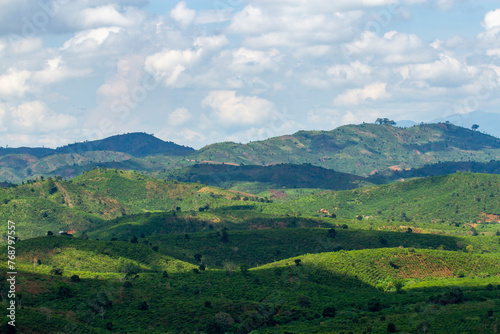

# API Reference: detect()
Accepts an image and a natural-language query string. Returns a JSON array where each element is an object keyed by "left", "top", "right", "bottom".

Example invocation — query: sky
[{"left": 1, "top": 0, "right": 500, "bottom": 149}]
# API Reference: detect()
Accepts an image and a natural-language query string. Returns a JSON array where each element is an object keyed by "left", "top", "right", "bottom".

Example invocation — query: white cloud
[
  {"left": 0, "top": 68, "right": 31, "bottom": 97},
  {"left": 32, "top": 57, "right": 91, "bottom": 84},
  {"left": 12, "top": 101, "right": 76, "bottom": 131},
  {"left": 343, "top": 31, "right": 436, "bottom": 64},
  {"left": 0, "top": 103, "right": 6, "bottom": 132},
  {"left": 79, "top": 5, "right": 143, "bottom": 28},
  {"left": 10, "top": 37, "right": 43, "bottom": 54},
  {"left": 220, "top": 47, "right": 280, "bottom": 73},
  {"left": 405, "top": 54, "right": 478, "bottom": 87},
  {"left": 170, "top": 1, "right": 196, "bottom": 26},
  {"left": 202, "top": 90, "right": 275, "bottom": 126},
  {"left": 193, "top": 35, "right": 228, "bottom": 51},
  {"left": 144, "top": 48, "right": 202, "bottom": 87},
  {"left": 168, "top": 107, "right": 191, "bottom": 126},
  {"left": 482, "top": 9, "right": 500, "bottom": 31},
  {"left": 243, "top": 0, "right": 400, "bottom": 13},
  {"left": 334, "top": 82, "right": 390, "bottom": 105},
  {"left": 327, "top": 61, "right": 374, "bottom": 85},
  {"left": 61, "top": 26, "right": 122, "bottom": 52}
]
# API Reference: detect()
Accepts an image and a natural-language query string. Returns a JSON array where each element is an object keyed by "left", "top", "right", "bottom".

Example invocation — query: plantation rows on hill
[
  {"left": 1, "top": 235, "right": 500, "bottom": 333},
  {"left": 263, "top": 173, "right": 500, "bottom": 224}
]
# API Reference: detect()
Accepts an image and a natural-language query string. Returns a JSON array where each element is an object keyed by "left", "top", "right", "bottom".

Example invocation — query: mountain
[
  {"left": 56, "top": 132, "right": 194, "bottom": 157},
  {"left": 0, "top": 132, "right": 194, "bottom": 158},
  {"left": 431, "top": 110, "right": 500, "bottom": 139},
  {"left": 190, "top": 123, "right": 500, "bottom": 176},
  {"left": 0, "top": 133, "right": 194, "bottom": 183},
  {"left": 2, "top": 123, "right": 500, "bottom": 184}
]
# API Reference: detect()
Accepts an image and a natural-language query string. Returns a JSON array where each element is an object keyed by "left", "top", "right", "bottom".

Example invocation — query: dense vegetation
[{"left": 0, "top": 123, "right": 499, "bottom": 333}]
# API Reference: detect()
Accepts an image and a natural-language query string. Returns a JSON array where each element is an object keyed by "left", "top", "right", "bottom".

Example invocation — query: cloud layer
[{"left": 0, "top": 0, "right": 499, "bottom": 148}]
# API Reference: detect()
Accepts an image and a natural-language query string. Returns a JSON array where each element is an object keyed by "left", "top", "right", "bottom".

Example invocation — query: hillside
[
  {"left": 0, "top": 133, "right": 194, "bottom": 183},
  {"left": 2, "top": 123, "right": 500, "bottom": 184},
  {"left": 369, "top": 159, "right": 500, "bottom": 183},
  {"left": 162, "top": 163, "right": 371, "bottom": 193},
  {"left": 2, "top": 234, "right": 500, "bottom": 333},
  {"left": 263, "top": 172, "right": 500, "bottom": 223},
  {"left": 190, "top": 123, "right": 500, "bottom": 176},
  {"left": 0, "top": 168, "right": 271, "bottom": 241}
]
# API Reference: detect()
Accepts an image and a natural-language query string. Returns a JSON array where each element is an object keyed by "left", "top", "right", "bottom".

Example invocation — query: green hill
[
  {"left": 0, "top": 169, "right": 269, "bottom": 242},
  {"left": 264, "top": 172, "right": 500, "bottom": 223},
  {"left": 2, "top": 123, "right": 500, "bottom": 184},
  {"left": 2, "top": 237, "right": 499, "bottom": 333},
  {"left": 161, "top": 163, "right": 371, "bottom": 193},
  {"left": 191, "top": 123, "right": 500, "bottom": 176}
]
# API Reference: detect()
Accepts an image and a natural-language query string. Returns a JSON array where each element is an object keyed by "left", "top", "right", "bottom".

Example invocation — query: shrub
[
  {"left": 70, "top": 275, "right": 80, "bottom": 283},
  {"left": 327, "top": 228, "right": 337, "bottom": 238},
  {"left": 387, "top": 322, "right": 396, "bottom": 333},
  {"left": 50, "top": 268, "right": 64, "bottom": 276},
  {"left": 138, "top": 301, "right": 148, "bottom": 310},
  {"left": 322, "top": 306, "right": 336, "bottom": 318}
]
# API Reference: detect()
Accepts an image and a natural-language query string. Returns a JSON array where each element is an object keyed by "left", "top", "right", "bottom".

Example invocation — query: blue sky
[{"left": 0, "top": 0, "right": 499, "bottom": 149}]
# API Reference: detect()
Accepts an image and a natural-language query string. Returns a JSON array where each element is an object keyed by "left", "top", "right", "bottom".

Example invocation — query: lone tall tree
[{"left": 471, "top": 124, "right": 479, "bottom": 131}]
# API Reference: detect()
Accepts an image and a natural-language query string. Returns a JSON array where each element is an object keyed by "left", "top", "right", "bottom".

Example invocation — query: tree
[
  {"left": 47, "top": 231, "right": 53, "bottom": 236},
  {"left": 220, "top": 229, "right": 229, "bottom": 243},
  {"left": 471, "top": 124, "right": 479, "bottom": 131},
  {"left": 130, "top": 236, "right": 138, "bottom": 244},
  {"left": 194, "top": 253, "right": 202, "bottom": 262},
  {"left": 387, "top": 323, "right": 397, "bottom": 333},
  {"left": 327, "top": 228, "right": 337, "bottom": 238}
]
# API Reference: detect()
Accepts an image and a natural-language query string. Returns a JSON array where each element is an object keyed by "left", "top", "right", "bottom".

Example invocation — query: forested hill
[
  {"left": 191, "top": 123, "right": 500, "bottom": 176},
  {"left": 0, "top": 132, "right": 194, "bottom": 158}
]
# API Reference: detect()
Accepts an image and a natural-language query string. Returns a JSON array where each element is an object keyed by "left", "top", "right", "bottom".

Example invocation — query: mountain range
[{"left": 1, "top": 121, "right": 499, "bottom": 185}]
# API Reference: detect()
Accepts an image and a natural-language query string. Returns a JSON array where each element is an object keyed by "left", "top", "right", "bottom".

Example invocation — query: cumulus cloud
[
  {"left": 168, "top": 107, "right": 191, "bottom": 126},
  {"left": 11, "top": 101, "right": 76, "bottom": 131},
  {"left": 404, "top": 54, "right": 478, "bottom": 87},
  {"left": 334, "top": 82, "right": 390, "bottom": 105},
  {"left": 32, "top": 57, "right": 91, "bottom": 84},
  {"left": 144, "top": 48, "right": 202, "bottom": 87},
  {"left": 0, "top": 69, "right": 31, "bottom": 97},
  {"left": 78, "top": 5, "right": 144, "bottom": 28},
  {"left": 61, "top": 26, "right": 122, "bottom": 52},
  {"left": 343, "top": 31, "right": 436, "bottom": 64},
  {"left": 482, "top": 9, "right": 500, "bottom": 31},
  {"left": 170, "top": 1, "right": 196, "bottom": 26},
  {"left": 202, "top": 90, "right": 275, "bottom": 127}
]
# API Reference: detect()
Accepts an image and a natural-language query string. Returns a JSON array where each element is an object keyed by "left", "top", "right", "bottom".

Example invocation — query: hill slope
[
  {"left": 191, "top": 123, "right": 500, "bottom": 176},
  {"left": 162, "top": 163, "right": 371, "bottom": 192},
  {"left": 264, "top": 172, "right": 500, "bottom": 223}
]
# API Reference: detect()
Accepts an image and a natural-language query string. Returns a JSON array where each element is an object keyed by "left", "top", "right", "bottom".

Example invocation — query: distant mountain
[
  {"left": 0, "top": 133, "right": 194, "bottom": 183},
  {"left": 431, "top": 110, "right": 500, "bottom": 139},
  {"left": 0, "top": 132, "right": 194, "bottom": 158},
  {"left": 190, "top": 123, "right": 500, "bottom": 176},
  {"left": 2, "top": 123, "right": 500, "bottom": 183},
  {"left": 56, "top": 132, "right": 194, "bottom": 157}
]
